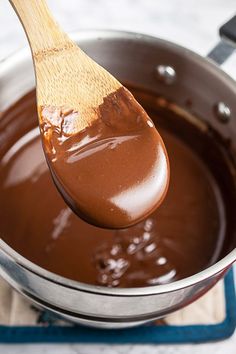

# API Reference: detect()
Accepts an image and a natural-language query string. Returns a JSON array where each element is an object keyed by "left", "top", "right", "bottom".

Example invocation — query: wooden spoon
[{"left": 10, "top": 0, "right": 169, "bottom": 229}]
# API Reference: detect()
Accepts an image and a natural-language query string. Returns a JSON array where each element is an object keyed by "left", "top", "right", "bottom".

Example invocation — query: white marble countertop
[{"left": 0, "top": 0, "right": 236, "bottom": 353}]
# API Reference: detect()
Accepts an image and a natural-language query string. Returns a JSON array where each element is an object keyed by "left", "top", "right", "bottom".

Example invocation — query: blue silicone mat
[{"left": 0, "top": 269, "right": 235, "bottom": 344}]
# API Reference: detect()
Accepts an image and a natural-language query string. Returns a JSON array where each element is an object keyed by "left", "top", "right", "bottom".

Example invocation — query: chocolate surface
[
  {"left": 40, "top": 87, "right": 169, "bottom": 229},
  {"left": 0, "top": 89, "right": 227, "bottom": 287}
]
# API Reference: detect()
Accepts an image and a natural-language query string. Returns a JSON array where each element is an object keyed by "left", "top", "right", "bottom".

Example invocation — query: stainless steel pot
[{"left": 0, "top": 16, "right": 236, "bottom": 329}]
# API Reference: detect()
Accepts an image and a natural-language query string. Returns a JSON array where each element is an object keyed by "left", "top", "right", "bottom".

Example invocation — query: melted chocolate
[
  {"left": 40, "top": 87, "right": 169, "bottom": 229},
  {"left": 0, "top": 90, "right": 226, "bottom": 287}
]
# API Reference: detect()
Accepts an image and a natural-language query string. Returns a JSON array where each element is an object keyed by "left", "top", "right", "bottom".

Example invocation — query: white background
[{"left": 0, "top": 0, "right": 236, "bottom": 353}]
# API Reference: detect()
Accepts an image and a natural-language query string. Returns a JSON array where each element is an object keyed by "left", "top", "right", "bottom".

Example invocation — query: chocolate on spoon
[{"left": 10, "top": 0, "right": 169, "bottom": 228}]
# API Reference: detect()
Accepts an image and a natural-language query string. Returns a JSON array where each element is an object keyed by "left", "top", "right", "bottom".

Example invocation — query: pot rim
[{"left": 0, "top": 29, "right": 235, "bottom": 297}]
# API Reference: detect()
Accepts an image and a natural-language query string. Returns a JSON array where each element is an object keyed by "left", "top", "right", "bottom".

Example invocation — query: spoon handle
[
  {"left": 9, "top": 0, "right": 72, "bottom": 54},
  {"left": 9, "top": 0, "right": 121, "bottom": 132}
]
